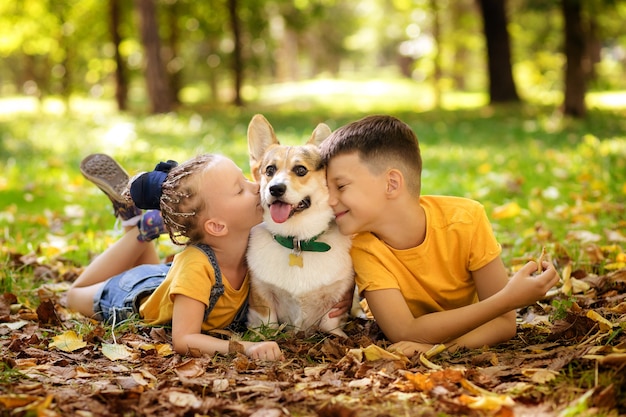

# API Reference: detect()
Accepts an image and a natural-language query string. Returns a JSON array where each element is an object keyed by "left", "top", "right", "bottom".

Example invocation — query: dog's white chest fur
[{"left": 248, "top": 223, "right": 352, "bottom": 294}]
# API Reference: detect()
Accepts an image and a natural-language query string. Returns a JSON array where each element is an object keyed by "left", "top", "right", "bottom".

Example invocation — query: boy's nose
[{"left": 327, "top": 190, "right": 338, "bottom": 207}]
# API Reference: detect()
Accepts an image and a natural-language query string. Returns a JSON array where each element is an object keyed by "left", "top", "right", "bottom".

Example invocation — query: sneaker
[
  {"left": 137, "top": 210, "right": 167, "bottom": 242},
  {"left": 80, "top": 154, "right": 142, "bottom": 222}
]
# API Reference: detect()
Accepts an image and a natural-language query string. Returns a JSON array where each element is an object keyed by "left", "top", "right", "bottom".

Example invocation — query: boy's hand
[
  {"left": 505, "top": 261, "right": 560, "bottom": 309},
  {"left": 388, "top": 341, "right": 434, "bottom": 358},
  {"left": 244, "top": 341, "right": 284, "bottom": 361},
  {"left": 328, "top": 284, "right": 355, "bottom": 318}
]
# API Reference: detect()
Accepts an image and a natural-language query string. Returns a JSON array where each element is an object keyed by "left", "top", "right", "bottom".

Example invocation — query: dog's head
[{"left": 248, "top": 114, "right": 333, "bottom": 239}]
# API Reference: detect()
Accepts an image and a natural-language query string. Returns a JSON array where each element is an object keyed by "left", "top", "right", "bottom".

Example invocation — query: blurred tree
[
  {"left": 476, "top": 0, "right": 520, "bottom": 103},
  {"left": 228, "top": 0, "right": 244, "bottom": 106},
  {"left": 163, "top": 0, "right": 183, "bottom": 106},
  {"left": 136, "top": 0, "right": 173, "bottom": 113},
  {"left": 430, "top": 0, "right": 442, "bottom": 108},
  {"left": 110, "top": 0, "right": 128, "bottom": 110},
  {"left": 562, "top": 0, "right": 586, "bottom": 117}
]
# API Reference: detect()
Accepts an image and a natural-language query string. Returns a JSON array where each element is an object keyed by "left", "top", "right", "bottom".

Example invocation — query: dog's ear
[
  {"left": 248, "top": 114, "right": 279, "bottom": 181},
  {"left": 307, "top": 123, "right": 332, "bottom": 147}
]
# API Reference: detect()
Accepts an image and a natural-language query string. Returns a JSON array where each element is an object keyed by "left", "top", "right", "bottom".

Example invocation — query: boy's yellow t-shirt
[
  {"left": 139, "top": 245, "right": 249, "bottom": 331},
  {"left": 352, "top": 195, "right": 501, "bottom": 318}
]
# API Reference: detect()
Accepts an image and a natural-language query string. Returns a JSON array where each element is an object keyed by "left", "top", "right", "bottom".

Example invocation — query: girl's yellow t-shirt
[
  {"left": 139, "top": 245, "right": 249, "bottom": 331},
  {"left": 352, "top": 195, "right": 501, "bottom": 318}
]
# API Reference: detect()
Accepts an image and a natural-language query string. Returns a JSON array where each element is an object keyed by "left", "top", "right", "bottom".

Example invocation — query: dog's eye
[
  {"left": 293, "top": 165, "right": 308, "bottom": 177},
  {"left": 265, "top": 165, "right": 276, "bottom": 177}
]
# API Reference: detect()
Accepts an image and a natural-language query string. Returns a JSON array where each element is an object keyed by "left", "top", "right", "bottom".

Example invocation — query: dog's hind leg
[
  {"left": 247, "top": 287, "right": 279, "bottom": 329},
  {"left": 318, "top": 315, "right": 348, "bottom": 338}
]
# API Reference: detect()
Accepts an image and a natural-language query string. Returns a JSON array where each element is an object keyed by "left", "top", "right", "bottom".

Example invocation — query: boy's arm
[
  {"left": 366, "top": 259, "right": 558, "bottom": 348},
  {"left": 171, "top": 294, "right": 283, "bottom": 360}
]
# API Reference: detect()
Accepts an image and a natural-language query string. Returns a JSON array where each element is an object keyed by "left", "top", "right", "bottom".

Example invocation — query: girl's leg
[{"left": 66, "top": 228, "right": 159, "bottom": 316}]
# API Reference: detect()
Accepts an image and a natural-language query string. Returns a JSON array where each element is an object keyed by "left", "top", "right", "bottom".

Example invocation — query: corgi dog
[{"left": 246, "top": 114, "right": 354, "bottom": 338}]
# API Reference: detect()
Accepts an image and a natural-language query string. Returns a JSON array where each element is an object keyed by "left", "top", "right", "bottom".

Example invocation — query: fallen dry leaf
[{"left": 49, "top": 330, "right": 86, "bottom": 352}]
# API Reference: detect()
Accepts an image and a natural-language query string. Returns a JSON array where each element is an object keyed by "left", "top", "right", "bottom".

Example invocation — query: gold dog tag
[{"left": 289, "top": 253, "right": 304, "bottom": 268}]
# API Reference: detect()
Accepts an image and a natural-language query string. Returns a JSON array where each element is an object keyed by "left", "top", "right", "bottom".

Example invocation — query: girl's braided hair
[{"left": 128, "top": 154, "right": 217, "bottom": 245}]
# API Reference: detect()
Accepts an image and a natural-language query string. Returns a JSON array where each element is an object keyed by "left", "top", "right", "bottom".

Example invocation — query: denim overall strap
[{"left": 192, "top": 243, "right": 224, "bottom": 320}]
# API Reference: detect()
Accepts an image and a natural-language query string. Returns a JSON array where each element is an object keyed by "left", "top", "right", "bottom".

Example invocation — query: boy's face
[{"left": 326, "top": 152, "right": 387, "bottom": 236}]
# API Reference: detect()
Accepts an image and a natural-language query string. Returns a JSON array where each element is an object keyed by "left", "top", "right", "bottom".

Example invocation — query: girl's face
[{"left": 201, "top": 156, "right": 263, "bottom": 234}]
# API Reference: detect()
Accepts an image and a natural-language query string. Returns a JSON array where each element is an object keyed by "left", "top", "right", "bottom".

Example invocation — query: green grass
[{"left": 1, "top": 79, "right": 625, "bottom": 298}]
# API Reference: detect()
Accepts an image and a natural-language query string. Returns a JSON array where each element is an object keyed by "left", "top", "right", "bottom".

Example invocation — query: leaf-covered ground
[{"left": 1, "top": 248, "right": 625, "bottom": 417}]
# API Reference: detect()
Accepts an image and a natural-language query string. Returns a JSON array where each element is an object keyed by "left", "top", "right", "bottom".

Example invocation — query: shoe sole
[{"left": 80, "top": 154, "right": 129, "bottom": 204}]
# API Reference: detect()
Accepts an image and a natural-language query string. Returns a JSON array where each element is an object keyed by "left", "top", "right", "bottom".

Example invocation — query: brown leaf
[
  {"left": 36, "top": 299, "right": 60, "bottom": 325},
  {"left": 317, "top": 403, "right": 357, "bottom": 417},
  {"left": 173, "top": 358, "right": 205, "bottom": 378}
]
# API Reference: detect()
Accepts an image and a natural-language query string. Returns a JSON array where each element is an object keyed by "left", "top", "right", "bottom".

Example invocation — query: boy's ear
[
  {"left": 386, "top": 169, "right": 403, "bottom": 197},
  {"left": 204, "top": 218, "right": 227, "bottom": 237}
]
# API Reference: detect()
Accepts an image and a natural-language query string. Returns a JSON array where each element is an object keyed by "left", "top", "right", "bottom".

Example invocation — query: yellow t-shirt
[
  {"left": 139, "top": 245, "right": 249, "bottom": 331},
  {"left": 352, "top": 195, "right": 501, "bottom": 318}
]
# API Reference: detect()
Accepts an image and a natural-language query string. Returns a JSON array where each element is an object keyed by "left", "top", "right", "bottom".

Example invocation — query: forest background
[{"left": 1, "top": 0, "right": 626, "bottom": 416}]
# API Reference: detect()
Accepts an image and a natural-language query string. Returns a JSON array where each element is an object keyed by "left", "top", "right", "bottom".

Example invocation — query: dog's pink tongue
[{"left": 270, "top": 202, "right": 292, "bottom": 223}]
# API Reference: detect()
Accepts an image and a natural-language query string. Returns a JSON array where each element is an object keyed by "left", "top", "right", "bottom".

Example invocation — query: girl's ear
[
  {"left": 204, "top": 218, "right": 227, "bottom": 237},
  {"left": 386, "top": 169, "right": 403, "bottom": 197}
]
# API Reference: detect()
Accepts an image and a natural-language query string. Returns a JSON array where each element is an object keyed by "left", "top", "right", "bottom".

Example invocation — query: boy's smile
[{"left": 326, "top": 152, "right": 386, "bottom": 236}]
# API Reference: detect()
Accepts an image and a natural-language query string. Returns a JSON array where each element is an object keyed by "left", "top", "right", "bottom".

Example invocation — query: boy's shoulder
[
  {"left": 421, "top": 195, "right": 483, "bottom": 211},
  {"left": 420, "top": 195, "right": 486, "bottom": 225}
]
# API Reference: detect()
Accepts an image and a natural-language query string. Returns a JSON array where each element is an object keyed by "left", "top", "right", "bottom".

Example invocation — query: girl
[{"left": 67, "top": 153, "right": 283, "bottom": 360}]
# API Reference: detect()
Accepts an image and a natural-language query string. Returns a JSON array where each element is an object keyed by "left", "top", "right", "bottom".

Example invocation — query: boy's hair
[
  {"left": 320, "top": 115, "right": 422, "bottom": 196},
  {"left": 160, "top": 154, "right": 216, "bottom": 245}
]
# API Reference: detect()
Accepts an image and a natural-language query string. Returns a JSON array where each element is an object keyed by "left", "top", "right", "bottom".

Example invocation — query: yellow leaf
[
  {"left": 362, "top": 344, "right": 404, "bottom": 362},
  {"left": 419, "top": 353, "right": 442, "bottom": 370},
  {"left": 570, "top": 277, "right": 590, "bottom": 294},
  {"left": 586, "top": 310, "right": 614, "bottom": 332},
  {"left": 419, "top": 344, "right": 446, "bottom": 370},
  {"left": 528, "top": 199, "right": 543, "bottom": 214},
  {"left": 460, "top": 379, "right": 515, "bottom": 410},
  {"left": 605, "top": 262, "right": 626, "bottom": 271},
  {"left": 491, "top": 202, "right": 521, "bottom": 220},
  {"left": 137, "top": 342, "right": 174, "bottom": 356},
  {"left": 477, "top": 163, "right": 491, "bottom": 174},
  {"left": 521, "top": 368, "right": 559, "bottom": 384},
  {"left": 49, "top": 331, "right": 87, "bottom": 352},
  {"left": 102, "top": 343, "right": 134, "bottom": 361},
  {"left": 156, "top": 343, "right": 174, "bottom": 356},
  {"left": 561, "top": 263, "right": 573, "bottom": 294}
]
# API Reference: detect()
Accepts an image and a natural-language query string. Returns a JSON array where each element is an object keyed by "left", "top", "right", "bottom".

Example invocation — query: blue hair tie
[{"left": 130, "top": 160, "right": 178, "bottom": 210}]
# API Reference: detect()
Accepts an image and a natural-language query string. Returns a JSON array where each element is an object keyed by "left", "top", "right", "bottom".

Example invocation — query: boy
[{"left": 319, "top": 115, "right": 559, "bottom": 356}]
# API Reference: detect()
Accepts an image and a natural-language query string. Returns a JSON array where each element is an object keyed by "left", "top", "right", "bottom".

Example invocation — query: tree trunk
[
  {"left": 585, "top": 15, "right": 600, "bottom": 82},
  {"left": 477, "top": 0, "right": 519, "bottom": 103},
  {"left": 228, "top": 0, "right": 243, "bottom": 107},
  {"left": 430, "top": 0, "right": 442, "bottom": 108},
  {"left": 110, "top": 0, "right": 127, "bottom": 111},
  {"left": 165, "top": 0, "right": 181, "bottom": 105},
  {"left": 562, "top": 0, "right": 586, "bottom": 118},
  {"left": 136, "top": 0, "right": 173, "bottom": 114}
]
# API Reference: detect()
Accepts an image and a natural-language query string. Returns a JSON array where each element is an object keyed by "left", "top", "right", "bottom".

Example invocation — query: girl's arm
[
  {"left": 171, "top": 294, "right": 283, "bottom": 360},
  {"left": 366, "top": 259, "right": 558, "bottom": 352}
]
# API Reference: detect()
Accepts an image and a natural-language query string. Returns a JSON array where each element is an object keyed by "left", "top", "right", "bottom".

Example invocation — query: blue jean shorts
[{"left": 93, "top": 263, "right": 170, "bottom": 323}]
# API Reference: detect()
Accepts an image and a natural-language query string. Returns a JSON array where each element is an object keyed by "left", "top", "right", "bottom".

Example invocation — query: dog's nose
[{"left": 269, "top": 184, "right": 286, "bottom": 197}]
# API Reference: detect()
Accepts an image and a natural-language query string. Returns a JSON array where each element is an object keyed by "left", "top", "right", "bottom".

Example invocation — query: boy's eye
[
  {"left": 293, "top": 165, "right": 308, "bottom": 177},
  {"left": 265, "top": 165, "right": 276, "bottom": 177}
]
